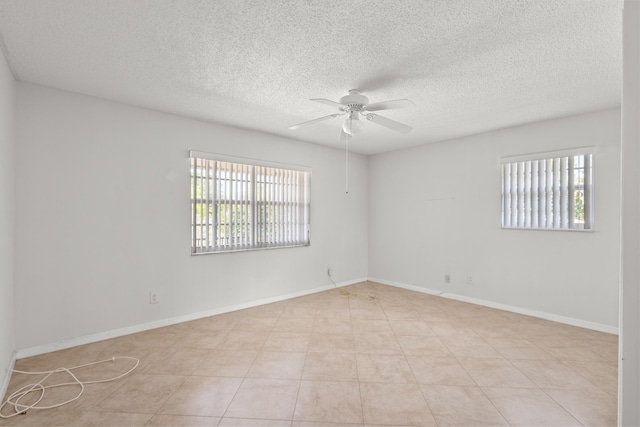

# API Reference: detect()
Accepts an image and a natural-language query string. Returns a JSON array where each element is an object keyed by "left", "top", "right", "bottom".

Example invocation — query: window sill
[
  {"left": 192, "top": 242, "right": 311, "bottom": 255},
  {"left": 500, "top": 227, "right": 595, "bottom": 233}
]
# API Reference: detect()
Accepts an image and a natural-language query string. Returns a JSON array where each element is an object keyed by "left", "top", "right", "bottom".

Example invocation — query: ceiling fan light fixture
[
  {"left": 342, "top": 112, "right": 364, "bottom": 135},
  {"left": 288, "top": 90, "right": 413, "bottom": 135}
]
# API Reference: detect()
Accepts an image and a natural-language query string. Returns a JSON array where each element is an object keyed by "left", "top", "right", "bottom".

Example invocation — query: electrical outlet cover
[{"left": 149, "top": 291, "right": 159, "bottom": 304}]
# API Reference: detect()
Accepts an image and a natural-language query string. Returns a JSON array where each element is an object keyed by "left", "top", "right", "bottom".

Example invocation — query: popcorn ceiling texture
[{"left": 0, "top": 0, "right": 622, "bottom": 154}]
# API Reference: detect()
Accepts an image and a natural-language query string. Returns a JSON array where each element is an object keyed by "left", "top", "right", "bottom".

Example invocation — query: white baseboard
[
  {"left": 15, "top": 277, "right": 367, "bottom": 359},
  {"left": 1, "top": 351, "right": 16, "bottom": 400},
  {"left": 16, "top": 274, "right": 615, "bottom": 360},
  {"left": 368, "top": 277, "right": 619, "bottom": 335}
]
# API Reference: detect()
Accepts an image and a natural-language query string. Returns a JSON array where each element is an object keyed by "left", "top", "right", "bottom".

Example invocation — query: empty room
[{"left": 1, "top": 1, "right": 639, "bottom": 426}]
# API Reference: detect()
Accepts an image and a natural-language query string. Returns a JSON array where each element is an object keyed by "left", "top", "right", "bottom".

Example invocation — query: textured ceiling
[{"left": 0, "top": 0, "right": 623, "bottom": 154}]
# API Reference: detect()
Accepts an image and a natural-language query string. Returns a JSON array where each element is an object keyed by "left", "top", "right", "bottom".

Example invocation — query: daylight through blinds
[
  {"left": 501, "top": 150, "right": 593, "bottom": 230},
  {"left": 191, "top": 155, "right": 311, "bottom": 254}
]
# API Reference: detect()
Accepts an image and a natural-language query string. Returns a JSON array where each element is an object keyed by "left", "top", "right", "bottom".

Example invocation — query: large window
[
  {"left": 501, "top": 148, "right": 593, "bottom": 230},
  {"left": 190, "top": 151, "right": 311, "bottom": 254}
]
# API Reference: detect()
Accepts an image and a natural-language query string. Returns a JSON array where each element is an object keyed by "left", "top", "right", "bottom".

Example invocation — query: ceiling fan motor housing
[{"left": 340, "top": 89, "right": 369, "bottom": 110}]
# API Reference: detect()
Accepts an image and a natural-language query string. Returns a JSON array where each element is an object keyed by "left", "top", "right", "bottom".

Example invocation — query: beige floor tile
[
  {"left": 567, "top": 360, "right": 618, "bottom": 394},
  {"left": 356, "top": 354, "right": 415, "bottom": 383},
  {"left": 472, "top": 326, "right": 522, "bottom": 339},
  {"left": 420, "top": 312, "right": 458, "bottom": 323},
  {"left": 543, "top": 345, "right": 609, "bottom": 362},
  {"left": 293, "top": 422, "right": 363, "bottom": 427},
  {"left": 483, "top": 387, "right": 581, "bottom": 426},
  {"left": 439, "top": 335, "right": 503, "bottom": 358},
  {"left": 293, "top": 380, "right": 362, "bottom": 424},
  {"left": 483, "top": 337, "right": 538, "bottom": 349},
  {"left": 420, "top": 384, "right": 509, "bottom": 426},
  {"left": 302, "top": 352, "right": 358, "bottom": 381},
  {"left": 180, "top": 330, "right": 229, "bottom": 349},
  {"left": 512, "top": 322, "right": 562, "bottom": 338},
  {"left": 196, "top": 349, "right": 258, "bottom": 377},
  {"left": 58, "top": 380, "right": 127, "bottom": 413},
  {"left": 242, "top": 304, "right": 286, "bottom": 318},
  {"left": 430, "top": 324, "right": 479, "bottom": 336},
  {"left": 113, "top": 327, "right": 187, "bottom": 349},
  {"left": 217, "top": 330, "right": 269, "bottom": 351},
  {"left": 280, "top": 305, "right": 317, "bottom": 319},
  {"left": 349, "top": 308, "right": 387, "bottom": 320},
  {"left": 308, "top": 333, "right": 355, "bottom": 353},
  {"left": 3, "top": 410, "right": 152, "bottom": 426},
  {"left": 315, "top": 307, "right": 351, "bottom": 321},
  {"left": 406, "top": 356, "right": 475, "bottom": 386},
  {"left": 232, "top": 316, "right": 279, "bottom": 332},
  {"left": 146, "top": 414, "right": 221, "bottom": 426},
  {"left": 191, "top": 314, "right": 242, "bottom": 331},
  {"left": 262, "top": 332, "right": 311, "bottom": 352},
  {"left": 247, "top": 351, "right": 306, "bottom": 379},
  {"left": 354, "top": 332, "right": 402, "bottom": 355},
  {"left": 350, "top": 319, "right": 393, "bottom": 333},
  {"left": 132, "top": 347, "right": 176, "bottom": 374},
  {"left": 12, "top": 343, "right": 121, "bottom": 373},
  {"left": 495, "top": 345, "right": 555, "bottom": 360},
  {"left": 313, "top": 318, "right": 352, "bottom": 334},
  {"left": 97, "top": 373, "right": 185, "bottom": 414},
  {"left": 221, "top": 418, "right": 292, "bottom": 426},
  {"left": 510, "top": 359, "right": 599, "bottom": 390},
  {"left": 141, "top": 347, "right": 210, "bottom": 376},
  {"left": 546, "top": 388, "right": 618, "bottom": 427},
  {"left": 157, "top": 376, "right": 242, "bottom": 417},
  {"left": 589, "top": 340, "right": 619, "bottom": 363},
  {"left": 360, "top": 382, "right": 436, "bottom": 426},
  {"left": 2, "top": 282, "right": 617, "bottom": 426},
  {"left": 458, "top": 357, "right": 537, "bottom": 388},
  {"left": 397, "top": 335, "right": 453, "bottom": 357},
  {"left": 272, "top": 317, "right": 315, "bottom": 333},
  {"left": 382, "top": 307, "right": 422, "bottom": 320},
  {"left": 388, "top": 319, "right": 435, "bottom": 336},
  {"left": 225, "top": 378, "right": 299, "bottom": 420}
]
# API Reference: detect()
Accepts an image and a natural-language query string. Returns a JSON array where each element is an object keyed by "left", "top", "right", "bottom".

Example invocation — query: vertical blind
[
  {"left": 501, "top": 149, "right": 593, "bottom": 230},
  {"left": 190, "top": 153, "right": 311, "bottom": 254}
]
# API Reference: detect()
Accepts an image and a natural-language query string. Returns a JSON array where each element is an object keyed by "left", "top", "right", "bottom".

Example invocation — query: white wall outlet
[
  {"left": 466, "top": 275, "right": 473, "bottom": 285},
  {"left": 149, "top": 291, "right": 159, "bottom": 304},
  {"left": 444, "top": 274, "right": 451, "bottom": 284}
]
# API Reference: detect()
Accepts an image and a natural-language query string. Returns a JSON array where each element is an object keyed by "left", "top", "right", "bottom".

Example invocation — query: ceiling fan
[{"left": 289, "top": 89, "right": 414, "bottom": 136}]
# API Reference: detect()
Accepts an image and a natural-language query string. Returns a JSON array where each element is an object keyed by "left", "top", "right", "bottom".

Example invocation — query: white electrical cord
[{"left": 0, "top": 356, "right": 139, "bottom": 419}]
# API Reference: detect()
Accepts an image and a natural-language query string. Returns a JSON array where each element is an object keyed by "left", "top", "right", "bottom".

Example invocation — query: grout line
[{"left": 7, "top": 282, "right": 617, "bottom": 425}]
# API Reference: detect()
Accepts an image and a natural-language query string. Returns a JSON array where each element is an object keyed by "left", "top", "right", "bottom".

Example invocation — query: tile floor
[{"left": 0, "top": 281, "right": 618, "bottom": 426}]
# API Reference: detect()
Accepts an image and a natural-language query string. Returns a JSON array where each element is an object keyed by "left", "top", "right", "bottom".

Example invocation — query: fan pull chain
[{"left": 345, "top": 134, "right": 349, "bottom": 194}]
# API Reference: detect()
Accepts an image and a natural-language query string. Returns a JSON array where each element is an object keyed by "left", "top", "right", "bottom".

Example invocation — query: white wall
[
  {"left": 14, "top": 83, "right": 368, "bottom": 351},
  {"left": 620, "top": 0, "right": 640, "bottom": 423},
  {"left": 0, "top": 50, "right": 16, "bottom": 392},
  {"left": 369, "top": 109, "right": 621, "bottom": 330}
]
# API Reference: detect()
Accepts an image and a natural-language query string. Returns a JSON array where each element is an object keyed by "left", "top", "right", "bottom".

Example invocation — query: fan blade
[
  {"left": 288, "top": 114, "right": 343, "bottom": 130},
  {"left": 363, "top": 99, "right": 414, "bottom": 112},
  {"left": 364, "top": 113, "right": 413, "bottom": 134},
  {"left": 311, "top": 98, "right": 346, "bottom": 109}
]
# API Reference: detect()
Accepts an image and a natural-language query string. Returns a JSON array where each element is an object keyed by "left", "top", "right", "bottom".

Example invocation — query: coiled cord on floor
[{"left": 0, "top": 356, "right": 139, "bottom": 419}]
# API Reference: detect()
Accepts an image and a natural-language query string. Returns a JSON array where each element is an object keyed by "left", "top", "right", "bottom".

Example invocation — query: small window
[
  {"left": 501, "top": 148, "right": 593, "bottom": 230},
  {"left": 190, "top": 151, "right": 311, "bottom": 254}
]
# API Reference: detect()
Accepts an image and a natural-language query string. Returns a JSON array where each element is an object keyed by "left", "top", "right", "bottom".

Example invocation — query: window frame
[
  {"left": 500, "top": 147, "right": 594, "bottom": 232},
  {"left": 190, "top": 151, "right": 311, "bottom": 255}
]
